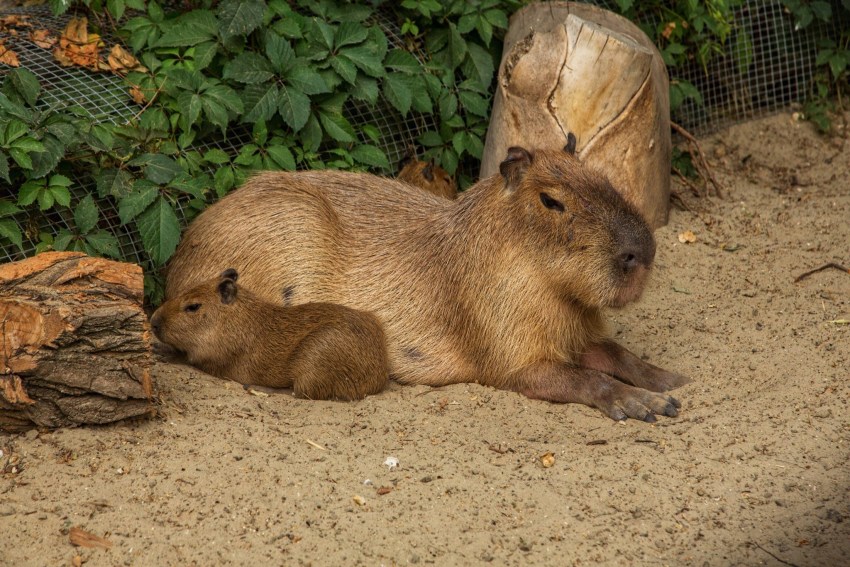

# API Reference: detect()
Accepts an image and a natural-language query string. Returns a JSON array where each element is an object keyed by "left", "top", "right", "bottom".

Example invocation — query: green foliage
[
  {"left": 782, "top": 0, "right": 850, "bottom": 132},
  {"left": 2, "top": 0, "right": 520, "bottom": 301}
]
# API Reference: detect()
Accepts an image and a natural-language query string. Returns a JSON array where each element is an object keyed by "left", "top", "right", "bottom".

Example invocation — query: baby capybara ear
[
  {"left": 397, "top": 155, "right": 414, "bottom": 173},
  {"left": 499, "top": 146, "right": 532, "bottom": 192},
  {"left": 564, "top": 132, "right": 577, "bottom": 155},
  {"left": 220, "top": 268, "right": 238, "bottom": 282},
  {"left": 421, "top": 162, "right": 434, "bottom": 182},
  {"left": 218, "top": 278, "right": 237, "bottom": 304}
]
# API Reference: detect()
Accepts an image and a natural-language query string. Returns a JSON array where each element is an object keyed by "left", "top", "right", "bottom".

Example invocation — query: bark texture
[
  {"left": 0, "top": 252, "right": 154, "bottom": 431},
  {"left": 480, "top": 1, "right": 672, "bottom": 228}
]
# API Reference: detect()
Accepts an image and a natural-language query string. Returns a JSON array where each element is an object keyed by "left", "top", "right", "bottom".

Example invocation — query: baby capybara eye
[{"left": 184, "top": 303, "right": 201, "bottom": 313}]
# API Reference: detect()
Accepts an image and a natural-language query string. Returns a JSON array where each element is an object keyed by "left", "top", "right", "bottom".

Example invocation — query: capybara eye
[
  {"left": 539, "top": 192, "right": 565, "bottom": 213},
  {"left": 184, "top": 303, "right": 201, "bottom": 313}
]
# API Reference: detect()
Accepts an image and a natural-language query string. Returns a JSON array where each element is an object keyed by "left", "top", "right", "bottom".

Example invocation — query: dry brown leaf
[
  {"left": 661, "top": 22, "right": 676, "bottom": 39},
  {"left": 0, "top": 40, "right": 21, "bottom": 67},
  {"left": 376, "top": 486, "right": 393, "bottom": 495},
  {"left": 54, "top": 17, "right": 104, "bottom": 71},
  {"left": 678, "top": 230, "right": 697, "bottom": 244},
  {"left": 129, "top": 85, "right": 147, "bottom": 105},
  {"left": 107, "top": 44, "right": 147, "bottom": 74},
  {"left": 539, "top": 452, "right": 555, "bottom": 468},
  {"left": 29, "top": 29, "right": 57, "bottom": 49},
  {"left": 69, "top": 526, "right": 112, "bottom": 549},
  {"left": 0, "top": 15, "right": 32, "bottom": 29}
]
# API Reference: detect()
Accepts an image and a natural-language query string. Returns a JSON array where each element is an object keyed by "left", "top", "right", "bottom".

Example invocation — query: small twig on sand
[
  {"left": 751, "top": 541, "right": 802, "bottom": 567},
  {"left": 793, "top": 262, "right": 850, "bottom": 283},
  {"left": 305, "top": 439, "right": 326, "bottom": 451},
  {"left": 672, "top": 167, "right": 703, "bottom": 198},
  {"left": 672, "top": 121, "right": 724, "bottom": 198}
]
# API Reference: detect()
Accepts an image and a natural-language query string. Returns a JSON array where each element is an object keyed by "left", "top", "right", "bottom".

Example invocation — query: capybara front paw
[
  {"left": 602, "top": 386, "right": 680, "bottom": 422},
  {"left": 643, "top": 369, "right": 690, "bottom": 393}
]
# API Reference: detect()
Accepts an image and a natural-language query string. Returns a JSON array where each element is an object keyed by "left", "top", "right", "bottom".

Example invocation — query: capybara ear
[
  {"left": 397, "top": 155, "right": 413, "bottom": 172},
  {"left": 499, "top": 146, "right": 533, "bottom": 191},
  {"left": 564, "top": 132, "right": 577, "bottom": 155},
  {"left": 220, "top": 268, "right": 238, "bottom": 282},
  {"left": 218, "top": 278, "right": 237, "bottom": 304},
  {"left": 421, "top": 162, "right": 434, "bottom": 182}
]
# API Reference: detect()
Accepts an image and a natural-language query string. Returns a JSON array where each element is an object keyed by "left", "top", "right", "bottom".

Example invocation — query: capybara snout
[{"left": 505, "top": 146, "right": 656, "bottom": 309}]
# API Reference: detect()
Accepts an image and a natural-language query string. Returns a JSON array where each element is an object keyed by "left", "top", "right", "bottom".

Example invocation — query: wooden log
[
  {"left": 480, "top": 1, "right": 672, "bottom": 229},
  {"left": 0, "top": 251, "right": 155, "bottom": 431}
]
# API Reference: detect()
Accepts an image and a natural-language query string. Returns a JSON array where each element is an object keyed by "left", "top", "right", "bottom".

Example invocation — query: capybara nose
[
  {"left": 619, "top": 251, "right": 639, "bottom": 274},
  {"left": 150, "top": 313, "right": 161, "bottom": 336}
]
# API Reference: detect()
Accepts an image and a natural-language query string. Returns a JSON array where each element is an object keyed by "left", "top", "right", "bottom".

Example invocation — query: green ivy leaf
[
  {"left": 107, "top": 0, "right": 126, "bottom": 20},
  {"left": 243, "top": 83, "right": 280, "bottom": 123},
  {"left": 350, "top": 75, "right": 378, "bottom": 105},
  {"left": 459, "top": 90, "right": 489, "bottom": 117},
  {"left": 418, "top": 131, "right": 443, "bottom": 147},
  {"left": 383, "top": 73, "right": 412, "bottom": 116},
  {"left": 340, "top": 45, "right": 386, "bottom": 78},
  {"left": 74, "top": 195, "right": 99, "bottom": 234},
  {"left": 84, "top": 231, "right": 121, "bottom": 259},
  {"left": 8, "top": 68, "right": 41, "bottom": 107},
  {"left": 0, "top": 152, "right": 8, "bottom": 183},
  {"left": 223, "top": 53, "right": 275, "bottom": 84},
  {"left": 28, "top": 135, "right": 65, "bottom": 179},
  {"left": 138, "top": 154, "right": 184, "bottom": 184},
  {"left": 137, "top": 196, "right": 181, "bottom": 266},
  {"left": 218, "top": 0, "right": 266, "bottom": 39},
  {"left": 334, "top": 21, "right": 369, "bottom": 49},
  {"left": 448, "top": 23, "right": 468, "bottom": 70},
  {"left": 384, "top": 49, "right": 421, "bottom": 74},
  {"left": 18, "top": 180, "right": 44, "bottom": 207},
  {"left": 286, "top": 67, "right": 329, "bottom": 95},
  {"left": 266, "top": 145, "right": 296, "bottom": 170},
  {"left": 278, "top": 85, "right": 311, "bottom": 130},
  {"left": 318, "top": 111, "right": 355, "bottom": 143},
  {"left": 0, "top": 199, "right": 21, "bottom": 217},
  {"left": 265, "top": 32, "right": 296, "bottom": 74},
  {"left": 301, "top": 114, "right": 322, "bottom": 153},
  {"left": 330, "top": 55, "right": 358, "bottom": 84},
  {"left": 464, "top": 43, "right": 495, "bottom": 90},
  {"left": 214, "top": 166, "right": 235, "bottom": 198},
  {"left": 97, "top": 169, "right": 133, "bottom": 199},
  {"left": 157, "top": 10, "right": 218, "bottom": 47},
  {"left": 203, "top": 148, "right": 230, "bottom": 165},
  {"left": 177, "top": 92, "right": 204, "bottom": 129},
  {"left": 350, "top": 144, "right": 389, "bottom": 169},
  {"left": 0, "top": 218, "right": 22, "bottom": 250}
]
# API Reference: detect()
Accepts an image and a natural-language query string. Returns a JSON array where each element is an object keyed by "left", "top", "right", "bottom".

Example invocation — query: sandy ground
[{"left": 2, "top": 112, "right": 849, "bottom": 566}]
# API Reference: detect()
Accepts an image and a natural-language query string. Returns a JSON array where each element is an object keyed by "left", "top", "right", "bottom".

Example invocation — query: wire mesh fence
[{"left": 0, "top": 1, "right": 844, "bottom": 266}]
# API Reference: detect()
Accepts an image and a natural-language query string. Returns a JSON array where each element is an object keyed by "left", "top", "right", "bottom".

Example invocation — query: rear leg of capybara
[
  {"left": 511, "top": 362, "right": 681, "bottom": 422},
  {"left": 290, "top": 319, "right": 389, "bottom": 401},
  {"left": 579, "top": 340, "right": 690, "bottom": 393}
]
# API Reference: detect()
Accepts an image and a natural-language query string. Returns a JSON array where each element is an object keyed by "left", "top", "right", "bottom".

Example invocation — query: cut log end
[{"left": 0, "top": 252, "right": 156, "bottom": 431}]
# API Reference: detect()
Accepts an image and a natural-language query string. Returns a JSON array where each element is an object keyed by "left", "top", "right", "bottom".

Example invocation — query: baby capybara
[
  {"left": 151, "top": 269, "right": 389, "bottom": 401},
  {"left": 397, "top": 155, "right": 457, "bottom": 199},
  {"left": 165, "top": 142, "right": 688, "bottom": 421}
]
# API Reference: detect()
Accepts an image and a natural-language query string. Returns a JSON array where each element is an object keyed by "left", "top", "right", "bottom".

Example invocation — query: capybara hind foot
[
  {"left": 513, "top": 362, "right": 680, "bottom": 422},
  {"left": 580, "top": 340, "right": 690, "bottom": 393}
]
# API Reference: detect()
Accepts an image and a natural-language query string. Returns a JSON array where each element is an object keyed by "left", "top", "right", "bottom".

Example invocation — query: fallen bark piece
[
  {"left": 481, "top": 1, "right": 672, "bottom": 229},
  {"left": 69, "top": 526, "right": 113, "bottom": 549},
  {"left": 0, "top": 252, "right": 155, "bottom": 431}
]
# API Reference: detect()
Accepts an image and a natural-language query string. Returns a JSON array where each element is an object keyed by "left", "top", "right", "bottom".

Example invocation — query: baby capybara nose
[{"left": 150, "top": 313, "right": 162, "bottom": 337}]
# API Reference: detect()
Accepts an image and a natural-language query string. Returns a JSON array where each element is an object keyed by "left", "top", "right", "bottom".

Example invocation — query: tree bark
[
  {"left": 480, "top": 1, "right": 672, "bottom": 229},
  {"left": 0, "top": 252, "right": 155, "bottom": 431}
]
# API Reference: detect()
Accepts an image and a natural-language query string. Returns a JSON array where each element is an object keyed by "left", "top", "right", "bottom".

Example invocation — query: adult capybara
[
  {"left": 151, "top": 269, "right": 389, "bottom": 400},
  {"left": 166, "top": 143, "right": 689, "bottom": 421},
  {"left": 396, "top": 156, "right": 457, "bottom": 199}
]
